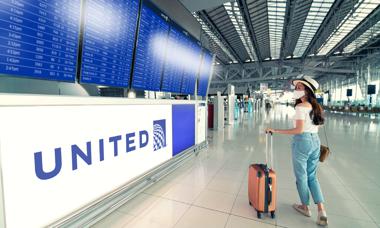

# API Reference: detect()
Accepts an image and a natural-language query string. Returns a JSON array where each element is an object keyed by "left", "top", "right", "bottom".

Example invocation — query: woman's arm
[{"left": 266, "top": 119, "right": 304, "bottom": 135}]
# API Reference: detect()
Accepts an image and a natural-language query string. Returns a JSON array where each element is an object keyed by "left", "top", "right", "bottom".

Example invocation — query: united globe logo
[{"left": 153, "top": 119, "right": 166, "bottom": 151}]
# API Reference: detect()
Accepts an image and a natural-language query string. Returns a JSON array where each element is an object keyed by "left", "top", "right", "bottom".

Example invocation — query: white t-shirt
[{"left": 293, "top": 106, "right": 319, "bottom": 133}]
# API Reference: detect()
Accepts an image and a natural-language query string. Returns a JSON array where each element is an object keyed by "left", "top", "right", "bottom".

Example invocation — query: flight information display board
[
  {"left": 180, "top": 38, "right": 201, "bottom": 95},
  {"left": 161, "top": 26, "right": 187, "bottom": 93},
  {"left": 131, "top": 1, "right": 169, "bottom": 91},
  {"left": 80, "top": 0, "right": 139, "bottom": 87},
  {"left": 198, "top": 50, "right": 213, "bottom": 96},
  {"left": 0, "top": 0, "right": 81, "bottom": 82}
]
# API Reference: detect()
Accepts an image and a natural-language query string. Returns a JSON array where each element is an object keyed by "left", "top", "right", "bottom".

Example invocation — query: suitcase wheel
[
  {"left": 271, "top": 211, "right": 275, "bottom": 219},
  {"left": 257, "top": 211, "right": 262, "bottom": 219}
]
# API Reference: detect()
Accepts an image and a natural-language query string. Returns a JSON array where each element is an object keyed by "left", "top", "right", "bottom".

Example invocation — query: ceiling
[
  {"left": 179, "top": 0, "right": 233, "bottom": 13},
  {"left": 185, "top": 0, "right": 380, "bottom": 90}
]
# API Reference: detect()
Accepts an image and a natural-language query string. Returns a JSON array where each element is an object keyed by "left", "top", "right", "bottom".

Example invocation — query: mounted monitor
[
  {"left": 131, "top": 0, "right": 170, "bottom": 91},
  {"left": 80, "top": 0, "right": 140, "bottom": 87},
  {"left": 0, "top": 0, "right": 81, "bottom": 82},
  {"left": 368, "top": 85, "right": 376, "bottom": 95},
  {"left": 160, "top": 25, "right": 187, "bottom": 93},
  {"left": 180, "top": 37, "right": 202, "bottom": 95},
  {"left": 197, "top": 50, "right": 213, "bottom": 97},
  {"left": 346, "top": 89, "right": 352, "bottom": 97}
]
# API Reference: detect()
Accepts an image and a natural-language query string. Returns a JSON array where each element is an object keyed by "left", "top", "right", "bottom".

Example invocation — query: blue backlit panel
[
  {"left": 172, "top": 104, "right": 195, "bottom": 157},
  {"left": 131, "top": 1, "right": 169, "bottom": 91},
  {"left": 161, "top": 26, "right": 187, "bottom": 93},
  {"left": 180, "top": 38, "right": 201, "bottom": 95},
  {"left": 80, "top": 0, "right": 139, "bottom": 87},
  {"left": 198, "top": 50, "right": 213, "bottom": 96},
  {"left": 0, "top": 0, "right": 81, "bottom": 82}
]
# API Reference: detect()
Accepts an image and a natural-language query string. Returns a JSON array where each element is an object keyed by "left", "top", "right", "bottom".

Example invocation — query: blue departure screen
[
  {"left": 180, "top": 39, "right": 201, "bottom": 95},
  {"left": 198, "top": 50, "right": 213, "bottom": 96},
  {"left": 80, "top": 0, "right": 139, "bottom": 87},
  {"left": 131, "top": 2, "right": 169, "bottom": 91},
  {"left": 0, "top": 0, "right": 81, "bottom": 82},
  {"left": 161, "top": 26, "right": 187, "bottom": 93}
]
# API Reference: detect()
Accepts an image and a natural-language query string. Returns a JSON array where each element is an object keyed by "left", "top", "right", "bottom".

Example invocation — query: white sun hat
[{"left": 292, "top": 76, "right": 319, "bottom": 96}]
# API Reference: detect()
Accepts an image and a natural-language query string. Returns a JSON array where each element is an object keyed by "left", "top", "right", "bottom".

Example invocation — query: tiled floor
[{"left": 93, "top": 105, "right": 380, "bottom": 228}]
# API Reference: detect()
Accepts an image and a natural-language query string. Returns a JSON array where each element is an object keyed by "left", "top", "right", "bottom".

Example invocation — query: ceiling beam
[
  {"left": 198, "top": 11, "right": 243, "bottom": 64},
  {"left": 302, "top": 66, "right": 355, "bottom": 74},
  {"left": 279, "top": 0, "right": 294, "bottom": 60},
  {"left": 211, "top": 72, "right": 300, "bottom": 84},
  {"left": 301, "top": 0, "right": 347, "bottom": 59},
  {"left": 237, "top": 0, "right": 263, "bottom": 62},
  {"left": 329, "top": 6, "right": 380, "bottom": 56},
  {"left": 283, "top": 63, "right": 355, "bottom": 74}
]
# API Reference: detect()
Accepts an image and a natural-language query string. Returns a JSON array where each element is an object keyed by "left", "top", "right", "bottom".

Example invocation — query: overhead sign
[{"left": 260, "top": 83, "right": 268, "bottom": 92}]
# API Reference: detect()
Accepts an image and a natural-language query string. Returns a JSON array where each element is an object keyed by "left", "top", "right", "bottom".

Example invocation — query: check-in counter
[{"left": 0, "top": 94, "right": 207, "bottom": 228}]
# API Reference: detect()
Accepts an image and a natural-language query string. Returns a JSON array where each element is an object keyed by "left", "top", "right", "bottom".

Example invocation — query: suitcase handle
[{"left": 265, "top": 132, "right": 274, "bottom": 169}]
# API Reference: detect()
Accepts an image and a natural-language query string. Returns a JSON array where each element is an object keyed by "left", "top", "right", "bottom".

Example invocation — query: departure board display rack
[
  {"left": 79, "top": 0, "right": 140, "bottom": 88},
  {"left": 160, "top": 21, "right": 202, "bottom": 95},
  {"left": 0, "top": 0, "right": 213, "bottom": 95},
  {"left": 0, "top": 0, "right": 82, "bottom": 82},
  {"left": 131, "top": 0, "right": 169, "bottom": 92},
  {"left": 179, "top": 37, "right": 202, "bottom": 95},
  {"left": 160, "top": 23, "right": 186, "bottom": 94},
  {"left": 197, "top": 49, "right": 213, "bottom": 97}
]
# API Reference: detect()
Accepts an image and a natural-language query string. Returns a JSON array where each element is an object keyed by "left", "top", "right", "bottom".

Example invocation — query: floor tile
[
  {"left": 230, "top": 195, "right": 276, "bottom": 225},
  {"left": 143, "top": 180, "right": 174, "bottom": 196},
  {"left": 325, "top": 198, "right": 373, "bottom": 221},
  {"left": 163, "top": 183, "right": 204, "bottom": 204},
  {"left": 91, "top": 211, "right": 134, "bottom": 228},
  {"left": 133, "top": 198, "right": 190, "bottom": 227},
  {"left": 193, "top": 189, "right": 236, "bottom": 213},
  {"left": 360, "top": 203, "right": 380, "bottom": 225},
  {"left": 117, "top": 193, "right": 160, "bottom": 216},
  {"left": 123, "top": 218, "right": 165, "bottom": 228},
  {"left": 173, "top": 206, "right": 229, "bottom": 228},
  {"left": 206, "top": 178, "right": 242, "bottom": 195},
  {"left": 327, "top": 214, "right": 378, "bottom": 228},
  {"left": 276, "top": 205, "right": 321, "bottom": 228},
  {"left": 225, "top": 215, "right": 275, "bottom": 228},
  {"left": 238, "top": 182, "right": 248, "bottom": 198}
]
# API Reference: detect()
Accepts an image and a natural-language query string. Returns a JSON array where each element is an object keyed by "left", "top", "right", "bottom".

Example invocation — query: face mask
[{"left": 293, "top": 90, "right": 305, "bottom": 99}]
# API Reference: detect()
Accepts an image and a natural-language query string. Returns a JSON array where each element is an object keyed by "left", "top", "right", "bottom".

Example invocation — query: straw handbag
[{"left": 319, "top": 127, "right": 330, "bottom": 162}]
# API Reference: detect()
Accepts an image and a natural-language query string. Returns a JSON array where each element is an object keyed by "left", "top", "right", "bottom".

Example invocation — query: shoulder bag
[{"left": 320, "top": 126, "right": 330, "bottom": 162}]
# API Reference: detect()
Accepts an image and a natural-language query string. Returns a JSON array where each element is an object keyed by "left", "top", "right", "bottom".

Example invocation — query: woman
[{"left": 266, "top": 76, "right": 328, "bottom": 226}]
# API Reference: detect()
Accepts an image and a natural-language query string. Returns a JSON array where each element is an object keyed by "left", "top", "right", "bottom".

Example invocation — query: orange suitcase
[{"left": 248, "top": 133, "right": 276, "bottom": 219}]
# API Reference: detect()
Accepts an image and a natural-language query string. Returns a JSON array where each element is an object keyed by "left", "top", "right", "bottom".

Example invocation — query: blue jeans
[{"left": 292, "top": 133, "right": 324, "bottom": 205}]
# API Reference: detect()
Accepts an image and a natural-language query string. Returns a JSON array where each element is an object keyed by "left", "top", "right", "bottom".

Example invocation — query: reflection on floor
[{"left": 93, "top": 105, "right": 380, "bottom": 228}]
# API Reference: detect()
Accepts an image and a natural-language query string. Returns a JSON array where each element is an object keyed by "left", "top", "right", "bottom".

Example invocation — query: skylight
[
  {"left": 317, "top": 0, "right": 380, "bottom": 55},
  {"left": 293, "top": 0, "right": 334, "bottom": 57},
  {"left": 343, "top": 20, "right": 380, "bottom": 53},
  {"left": 224, "top": 1, "right": 258, "bottom": 61},
  {"left": 267, "top": 0, "right": 286, "bottom": 59},
  {"left": 193, "top": 13, "right": 238, "bottom": 62}
]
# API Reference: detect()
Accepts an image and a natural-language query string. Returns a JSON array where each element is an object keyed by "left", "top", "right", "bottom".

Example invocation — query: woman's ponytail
[
  {"left": 303, "top": 86, "right": 325, "bottom": 125},
  {"left": 310, "top": 98, "right": 324, "bottom": 125}
]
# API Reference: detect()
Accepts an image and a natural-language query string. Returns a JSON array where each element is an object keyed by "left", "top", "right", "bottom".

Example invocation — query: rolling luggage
[{"left": 248, "top": 132, "right": 277, "bottom": 219}]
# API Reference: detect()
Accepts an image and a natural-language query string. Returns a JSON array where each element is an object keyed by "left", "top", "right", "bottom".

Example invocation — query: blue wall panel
[{"left": 172, "top": 104, "right": 195, "bottom": 156}]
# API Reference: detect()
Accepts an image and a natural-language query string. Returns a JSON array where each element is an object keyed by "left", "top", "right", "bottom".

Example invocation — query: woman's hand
[{"left": 265, "top": 128, "right": 275, "bottom": 134}]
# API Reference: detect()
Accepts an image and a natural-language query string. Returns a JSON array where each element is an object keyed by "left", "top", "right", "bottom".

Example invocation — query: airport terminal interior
[
  {"left": 93, "top": 107, "right": 380, "bottom": 228},
  {"left": 0, "top": 0, "right": 380, "bottom": 227}
]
